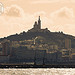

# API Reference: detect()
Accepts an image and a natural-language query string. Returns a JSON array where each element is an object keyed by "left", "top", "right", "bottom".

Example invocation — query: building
[
  {"left": 61, "top": 49, "right": 69, "bottom": 57},
  {"left": 28, "top": 16, "right": 50, "bottom": 33},
  {"left": 70, "top": 53, "right": 75, "bottom": 62},
  {"left": 44, "top": 52, "right": 58, "bottom": 64},
  {"left": 1, "top": 40, "right": 12, "bottom": 55},
  {"left": 65, "top": 38, "right": 71, "bottom": 49},
  {"left": 0, "top": 55, "right": 9, "bottom": 63}
]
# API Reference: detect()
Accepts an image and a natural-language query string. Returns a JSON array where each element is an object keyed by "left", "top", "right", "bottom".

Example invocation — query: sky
[{"left": 0, "top": 0, "right": 75, "bottom": 37}]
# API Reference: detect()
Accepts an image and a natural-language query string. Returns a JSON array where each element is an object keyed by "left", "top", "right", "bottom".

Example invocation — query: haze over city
[{"left": 0, "top": 0, "right": 75, "bottom": 37}]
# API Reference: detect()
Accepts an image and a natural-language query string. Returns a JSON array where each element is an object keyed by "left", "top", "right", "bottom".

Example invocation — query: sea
[{"left": 0, "top": 68, "right": 75, "bottom": 75}]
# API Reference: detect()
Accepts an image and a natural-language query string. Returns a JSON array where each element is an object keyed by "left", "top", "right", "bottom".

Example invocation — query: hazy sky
[{"left": 0, "top": 0, "right": 75, "bottom": 37}]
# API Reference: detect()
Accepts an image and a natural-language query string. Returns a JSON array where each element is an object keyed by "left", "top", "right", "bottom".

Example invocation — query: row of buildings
[{"left": 0, "top": 38, "right": 73, "bottom": 64}]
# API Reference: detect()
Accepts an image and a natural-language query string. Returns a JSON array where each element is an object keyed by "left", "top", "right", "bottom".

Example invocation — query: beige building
[{"left": 65, "top": 38, "right": 71, "bottom": 49}]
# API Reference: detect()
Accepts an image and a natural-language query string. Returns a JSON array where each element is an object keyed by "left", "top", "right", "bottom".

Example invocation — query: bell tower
[{"left": 38, "top": 16, "right": 41, "bottom": 29}]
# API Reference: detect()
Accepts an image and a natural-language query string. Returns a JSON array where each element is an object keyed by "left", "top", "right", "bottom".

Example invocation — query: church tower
[
  {"left": 38, "top": 16, "right": 41, "bottom": 29},
  {"left": 34, "top": 21, "right": 38, "bottom": 29}
]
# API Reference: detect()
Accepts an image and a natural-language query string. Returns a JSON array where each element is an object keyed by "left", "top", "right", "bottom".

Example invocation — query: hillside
[{"left": 0, "top": 31, "right": 75, "bottom": 48}]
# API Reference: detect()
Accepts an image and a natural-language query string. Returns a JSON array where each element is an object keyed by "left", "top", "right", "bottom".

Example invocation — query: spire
[
  {"left": 38, "top": 16, "right": 41, "bottom": 29},
  {"left": 38, "top": 16, "right": 40, "bottom": 21}
]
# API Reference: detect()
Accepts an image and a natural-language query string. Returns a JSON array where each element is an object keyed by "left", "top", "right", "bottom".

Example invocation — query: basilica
[{"left": 28, "top": 16, "right": 50, "bottom": 32}]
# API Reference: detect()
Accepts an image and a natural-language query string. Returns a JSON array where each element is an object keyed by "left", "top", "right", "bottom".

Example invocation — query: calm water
[{"left": 0, "top": 68, "right": 75, "bottom": 75}]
